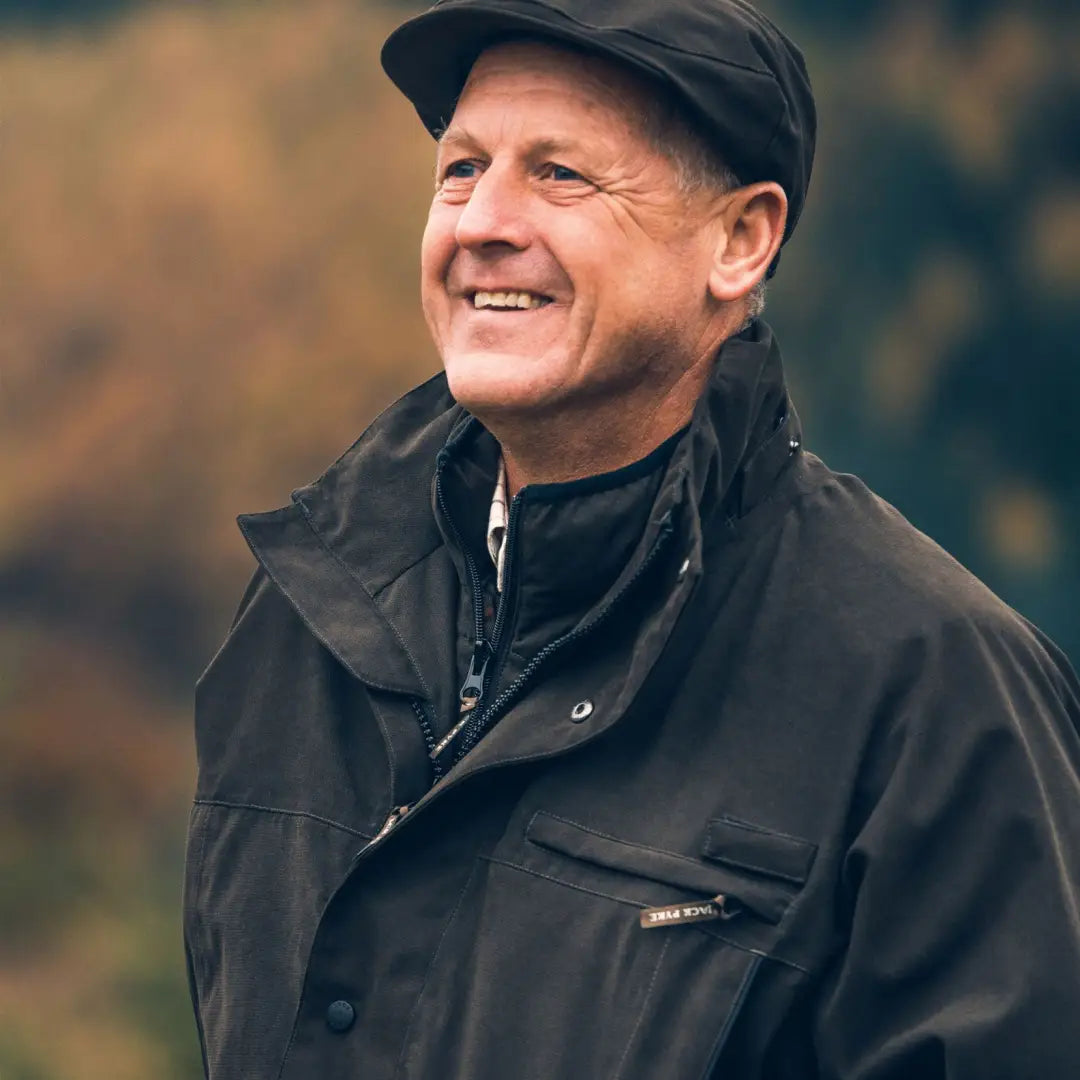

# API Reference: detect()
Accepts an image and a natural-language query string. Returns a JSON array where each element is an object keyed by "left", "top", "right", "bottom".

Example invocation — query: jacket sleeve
[
  {"left": 815, "top": 615, "right": 1080, "bottom": 1079},
  {"left": 184, "top": 934, "right": 211, "bottom": 1079},
  {"left": 183, "top": 565, "right": 265, "bottom": 1080}
]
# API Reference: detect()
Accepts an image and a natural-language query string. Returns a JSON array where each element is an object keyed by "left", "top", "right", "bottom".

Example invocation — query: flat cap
[{"left": 381, "top": 0, "right": 816, "bottom": 249}]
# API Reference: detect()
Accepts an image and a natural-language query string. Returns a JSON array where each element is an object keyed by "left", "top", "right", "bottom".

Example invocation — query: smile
[{"left": 470, "top": 290, "right": 553, "bottom": 310}]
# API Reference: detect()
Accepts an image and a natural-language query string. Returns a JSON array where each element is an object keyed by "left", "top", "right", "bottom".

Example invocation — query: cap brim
[{"left": 381, "top": 3, "right": 675, "bottom": 138}]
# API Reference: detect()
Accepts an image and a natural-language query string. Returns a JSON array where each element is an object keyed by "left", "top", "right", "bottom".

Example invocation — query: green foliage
[
  {"left": 110, "top": 888, "right": 206, "bottom": 1080},
  {"left": 0, "top": 1037, "right": 52, "bottom": 1080},
  {"left": 0, "top": 842, "right": 98, "bottom": 954}
]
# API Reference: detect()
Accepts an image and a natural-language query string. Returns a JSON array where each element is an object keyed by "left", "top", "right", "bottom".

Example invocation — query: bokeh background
[{"left": 0, "top": 0, "right": 1076, "bottom": 1076}]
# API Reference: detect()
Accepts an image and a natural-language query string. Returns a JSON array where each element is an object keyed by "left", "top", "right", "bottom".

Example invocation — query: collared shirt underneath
[{"left": 486, "top": 458, "right": 508, "bottom": 592}]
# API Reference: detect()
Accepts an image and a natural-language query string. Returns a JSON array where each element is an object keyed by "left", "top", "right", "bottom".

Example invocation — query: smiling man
[
  {"left": 421, "top": 39, "right": 780, "bottom": 489},
  {"left": 183, "top": 3, "right": 1080, "bottom": 1079}
]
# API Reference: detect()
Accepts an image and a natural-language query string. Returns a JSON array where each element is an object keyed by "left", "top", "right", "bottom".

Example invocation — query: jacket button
[
  {"left": 325, "top": 999, "right": 356, "bottom": 1033},
  {"left": 570, "top": 700, "right": 594, "bottom": 722}
]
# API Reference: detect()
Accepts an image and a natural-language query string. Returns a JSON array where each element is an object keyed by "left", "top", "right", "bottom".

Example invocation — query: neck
[{"left": 491, "top": 355, "right": 715, "bottom": 497}]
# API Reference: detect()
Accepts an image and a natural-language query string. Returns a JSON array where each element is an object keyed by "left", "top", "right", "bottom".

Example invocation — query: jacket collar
[
  {"left": 434, "top": 416, "right": 684, "bottom": 662},
  {"left": 237, "top": 320, "right": 800, "bottom": 700}
]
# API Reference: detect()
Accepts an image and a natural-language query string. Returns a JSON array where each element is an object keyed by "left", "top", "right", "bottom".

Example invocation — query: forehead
[{"left": 448, "top": 39, "right": 654, "bottom": 138}]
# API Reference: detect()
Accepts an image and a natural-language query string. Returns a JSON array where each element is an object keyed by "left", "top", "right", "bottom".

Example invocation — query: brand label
[{"left": 639, "top": 896, "right": 731, "bottom": 929}]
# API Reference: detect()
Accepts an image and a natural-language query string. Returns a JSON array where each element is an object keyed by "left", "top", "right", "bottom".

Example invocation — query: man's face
[{"left": 420, "top": 41, "right": 723, "bottom": 420}]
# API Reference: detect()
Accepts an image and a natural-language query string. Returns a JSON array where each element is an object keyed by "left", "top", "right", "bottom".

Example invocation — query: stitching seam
[
  {"left": 529, "top": 809, "right": 717, "bottom": 872},
  {"left": 371, "top": 538, "right": 445, "bottom": 599},
  {"left": 238, "top": 516, "right": 418, "bottom": 698},
  {"left": 614, "top": 937, "right": 671, "bottom": 1080},
  {"left": 188, "top": 803, "right": 213, "bottom": 998},
  {"left": 482, "top": 855, "right": 808, "bottom": 973},
  {"left": 291, "top": 501, "right": 434, "bottom": 701},
  {"left": 712, "top": 813, "right": 816, "bottom": 847},
  {"left": 193, "top": 798, "right": 373, "bottom": 840},
  {"left": 365, "top": 695, "right": 400, "bottom": 819},
  {"left": 706, "top": 818, "right": 816, "bottom": 885}
]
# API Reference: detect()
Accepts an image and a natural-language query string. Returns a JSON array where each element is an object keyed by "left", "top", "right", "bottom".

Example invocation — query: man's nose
[{"left": 454, "top": 163, "right": 532, "bottom": 252}]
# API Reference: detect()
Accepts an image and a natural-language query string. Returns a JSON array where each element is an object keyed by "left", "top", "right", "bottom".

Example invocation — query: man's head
[
  {"left": 384, "top": 0, "right": 814, "bottom": 481},
  {"left": 419, "top": 37, "right": 787, "bottom": 419}
]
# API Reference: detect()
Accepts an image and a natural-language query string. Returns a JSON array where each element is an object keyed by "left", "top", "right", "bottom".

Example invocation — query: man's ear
[{"left": 707, "top": 182, "right": 788, "bottom": 304}]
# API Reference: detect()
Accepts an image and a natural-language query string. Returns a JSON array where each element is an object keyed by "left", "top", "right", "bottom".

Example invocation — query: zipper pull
[
  {"left": 458, "top": 641, "right": 491, "bottom": 714},
  {"left": 372, "top": 804, "right": 410, "bottom": 844},
  {"left": 351, "top": 804, "right": 412, "bottom": 865},
  {"left": 639, "top": 893, "right": 744, "bottom": 929},
  {"left": 429, "top": 640, "right": 492, "bottom": 763}
]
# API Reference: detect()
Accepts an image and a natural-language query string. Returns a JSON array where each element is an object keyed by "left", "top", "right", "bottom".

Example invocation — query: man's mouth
[{"left": 470, "top": 290, "right": 553, "bottom": 311}]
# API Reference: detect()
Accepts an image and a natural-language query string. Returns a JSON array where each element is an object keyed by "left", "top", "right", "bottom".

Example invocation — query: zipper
[
  {"left": 353, "top": 515, "right": 676, "bottom": 866},
  {"left": 430, "top": 452, "right": 523, "bottom": 773},
  {"left": 468, "top": 494, "right": 523, "bottom": 719},
  {"left": 433, "top": 491, "right": 524, "bottom": 769},
  {"left": 410, "top": 699, "right": 445, "bottom": 781},
  {"left": 435, "top": 454, "right": 492, "bottom": 715},
  {"left": 354, "top": 803, "right": 412, "bottom": 863},
  {"left": 430, "top": 710, "right": 470, "bottom": 760},
  {"left": 375, "top": 803, "right": 410, "bottom": 840},
  {"left": 452, "top": 512, "right": 676, "bottom": 762},
  {"left": 458, "top": 640, "right": 491, "bottom": 713},
  {"left": 427, "top": 642, "right": 491, "bottom": 765},
  {"left": 485, "top": 496, "right": 522, "bottom": 669}
]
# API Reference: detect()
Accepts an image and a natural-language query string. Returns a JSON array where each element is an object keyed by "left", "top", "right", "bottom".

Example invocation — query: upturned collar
[{"left": 237, "top": 320, "right": 801, "bottom": 702}]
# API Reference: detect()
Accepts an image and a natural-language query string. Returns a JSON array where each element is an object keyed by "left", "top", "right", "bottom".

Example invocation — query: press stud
[
  {"left": 325, "top": 999, "right": 355, "bottom": 1033},
  {"left": 570, "top": 700, "right": 594, "bottom": 722}
]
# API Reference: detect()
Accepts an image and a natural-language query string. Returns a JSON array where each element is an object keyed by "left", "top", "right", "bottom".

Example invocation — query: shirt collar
[{"left": 486, "top": 457, "right": 508, "bottom": 591}]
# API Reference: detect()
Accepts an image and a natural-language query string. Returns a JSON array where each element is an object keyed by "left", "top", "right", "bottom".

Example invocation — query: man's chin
[{"left": 442, "top": 351, "right": 566, "bottom": 417}]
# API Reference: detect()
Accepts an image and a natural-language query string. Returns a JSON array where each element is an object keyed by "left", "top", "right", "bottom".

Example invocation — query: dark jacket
[{"left": 184, "top": 322, "right": 1080, "bottom": 1079}]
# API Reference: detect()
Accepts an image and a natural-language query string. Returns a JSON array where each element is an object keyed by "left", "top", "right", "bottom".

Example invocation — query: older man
[{"left": 183, "top": 2, "right": 1080, "bottom": 1078}]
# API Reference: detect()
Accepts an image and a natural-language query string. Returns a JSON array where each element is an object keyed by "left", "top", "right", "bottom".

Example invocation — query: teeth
[{"left": 473, "top": 290, "right": 549, "bottom": 310}]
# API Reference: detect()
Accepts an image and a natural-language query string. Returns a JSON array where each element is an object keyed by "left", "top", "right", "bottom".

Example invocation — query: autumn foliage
[{"left": 0, "top": 1, "right": 1076, "bottom": 1076}]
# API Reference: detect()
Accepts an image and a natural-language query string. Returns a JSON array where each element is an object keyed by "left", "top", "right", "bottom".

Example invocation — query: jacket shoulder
[{"left": 783, "top": 456, "right": 1077, "bottom": 703}]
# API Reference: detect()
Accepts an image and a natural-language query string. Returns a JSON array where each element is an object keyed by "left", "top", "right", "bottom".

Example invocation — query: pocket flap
[
  {"left": 526, "top": 812, "right": 795, "bottom": 925},
  {"left": 702, "top": 816, "right": 817, "bottom": 885}
]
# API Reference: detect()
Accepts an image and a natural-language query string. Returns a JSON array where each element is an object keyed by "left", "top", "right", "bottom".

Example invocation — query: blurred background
[{"left": 0, "top": 0, "right": 1076, "bottom": 1075}]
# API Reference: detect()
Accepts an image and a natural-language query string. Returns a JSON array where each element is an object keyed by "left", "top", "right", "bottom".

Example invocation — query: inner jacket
[{"left": 184, "top": 320, "right": 1080, "bottom": 1080}]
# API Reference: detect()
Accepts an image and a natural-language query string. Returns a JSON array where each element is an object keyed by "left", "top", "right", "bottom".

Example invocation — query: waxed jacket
[{"left": 184, "top": 321, "right": 1080, "bottom": 1079}]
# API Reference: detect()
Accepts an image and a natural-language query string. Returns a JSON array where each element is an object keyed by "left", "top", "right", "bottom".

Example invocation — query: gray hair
[{"left": 636, "top": 89, "right": 768, "bottom": 325}]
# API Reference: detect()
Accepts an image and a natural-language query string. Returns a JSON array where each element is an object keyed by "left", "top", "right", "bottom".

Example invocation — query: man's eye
[
  {"left": 546, "top": 164, "right": 584, "bottom": 182},
  {"left": 443, "top": 160, "right": 479, "bottom": 180}
]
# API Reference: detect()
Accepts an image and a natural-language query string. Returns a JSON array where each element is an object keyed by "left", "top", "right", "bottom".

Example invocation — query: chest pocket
[{"left": 395, "top": 810, "right": 815, "bottom": 1080}]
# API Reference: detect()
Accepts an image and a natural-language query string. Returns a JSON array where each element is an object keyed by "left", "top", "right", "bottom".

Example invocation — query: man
[{"left": 183, "top": 1, "right": 1080, "bottom": 1077}]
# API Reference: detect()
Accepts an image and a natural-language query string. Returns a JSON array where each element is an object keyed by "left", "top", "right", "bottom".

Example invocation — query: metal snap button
[
  {"left": 789, "top": 438, "right": 801, "bottom": 452},
  {"left": 326, "top": 999, "right": 356, "bottom": 1033},
  {"left": 570, "top": 700, "right": 594, "bottom": 723}
]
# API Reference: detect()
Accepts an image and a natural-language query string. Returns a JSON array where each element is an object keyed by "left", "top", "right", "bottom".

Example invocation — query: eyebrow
[{"left": 436, "top": 128, "right": 584, "bottom": 160}]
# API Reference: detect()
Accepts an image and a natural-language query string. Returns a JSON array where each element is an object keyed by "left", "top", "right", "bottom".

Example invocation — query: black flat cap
[{"left": 381, "top": 0, "right": 816, "bottom": 249}]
